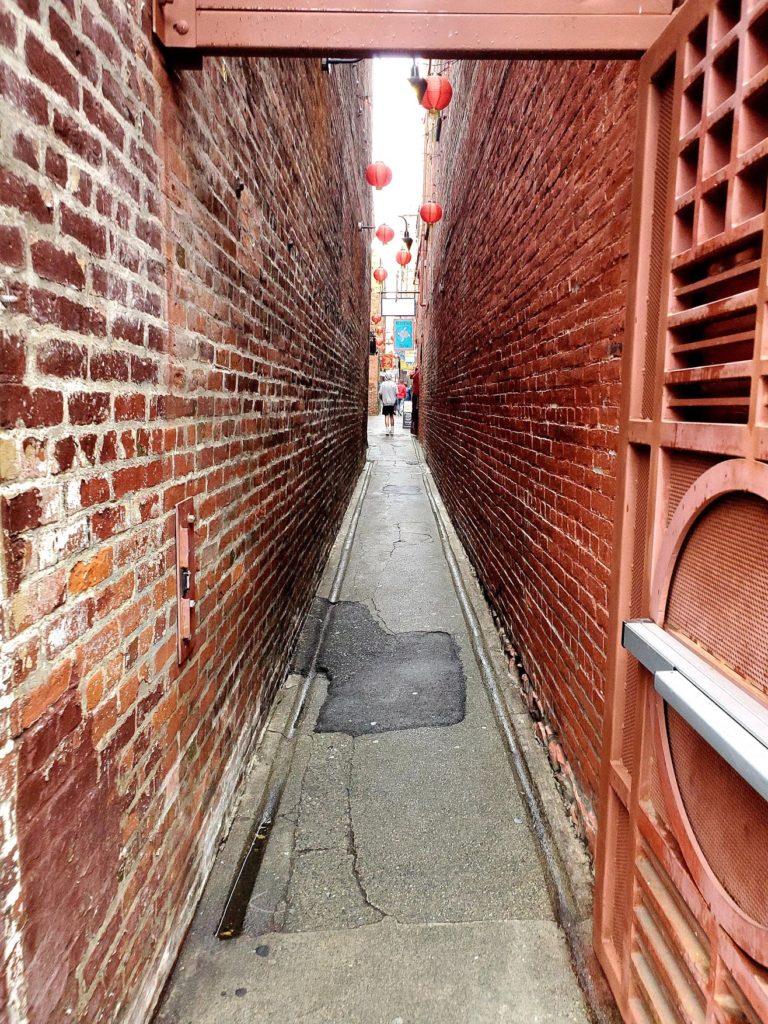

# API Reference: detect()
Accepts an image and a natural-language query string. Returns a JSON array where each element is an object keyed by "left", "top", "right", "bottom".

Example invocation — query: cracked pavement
[{"left": 155, "top": 419, "right": 590, "bottom": 1024}]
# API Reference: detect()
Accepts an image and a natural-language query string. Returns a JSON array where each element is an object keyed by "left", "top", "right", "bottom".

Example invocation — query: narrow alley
[
  {"left": 155, "top": 418, "right": 591, "bottom": 1023},
  {"left": 3, "top": 0, "right": 768, "bottom": 1020}
]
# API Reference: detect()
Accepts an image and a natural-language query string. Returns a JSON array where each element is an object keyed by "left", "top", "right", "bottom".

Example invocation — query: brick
[
  {"left": 31, "top": 240, "right": 85, "bottom": 288},
  {"left": 115, "top": 394, "right": 145, "bottom": 421},
  {"left": 0, "top": 168, "right": 52, "bottom": 223},
  {"left": 0, "top": 331, "right": 26, "bottom": 382},
  {"left": 61, "top": 204, "right": 107, "bottom": 255},
  {"left": 52, "top": 108, "right": 102, "bottom": 166},
  {"left": 2, "top": 488, "right": 42, "bottom": 533},
  {"left": 0, "top": 224, "right": 24, "bottom": 266},
  {"left": 90, "top": 505, "right": 125, "bottom": 540},
  {"left": 21, "top": 658, "right": 74, "bottom": 730},
  {"left": 90, "top": 350, "right": 129, "bottom": 381},
  {"left": 24, "top": 33, "right": 78, "bottom": 108},
  {"left": 0, "top": 439, "right": 19, "bottom": 481},
  {"left": 68, "top": 391, "right": 110, "bottom": 424},
  {"left": 0, "top": 61, "right": 48, "bottom": 125},
  {"left": 29, "top": 289, "right": 106, "bottom": 336},
  {"left": 80, "top": 477, "right": 110, "bottom": 508},
  {"left": 37, "top": 338, "right": 88, "bottom": 378},
  {"left": 1, "top": 386, "right": 63, "bottom": 428},
  {"left": 69, "top": 547, "right": 113, "bottom": 595},
  {"left": 113, "top": 465, "right": 145, "bottom": 499}
]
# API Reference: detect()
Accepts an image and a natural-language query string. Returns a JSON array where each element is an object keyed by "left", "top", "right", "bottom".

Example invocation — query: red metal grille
[
  {"left": 666, "top": 706, "right": 768, "bottom": 926},
  {"left": 611, "top": 804, "right": 633, "bottom": 961},
  {"left": 663, "top": 0, "right": 768, "bottom": 427},
  {"left": 665, "top": 493, "right": 768, "bottom": 698},
  {"left": 632, "top": 844, "right": 710, "bottom": 1022},
  {"left": 666, "top": 452, "right": 727, "bottom": 522},
  {"left": 642, "top": 69, "right": 676, "bottom": 420}
]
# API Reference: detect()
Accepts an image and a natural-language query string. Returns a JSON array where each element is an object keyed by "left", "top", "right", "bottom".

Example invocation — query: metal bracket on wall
[
  {"left": 175, "top": 498, "right": 197, "bottom": 666},
  {"left": 622, "top": 620, "right": 768, "bottom": 803}
]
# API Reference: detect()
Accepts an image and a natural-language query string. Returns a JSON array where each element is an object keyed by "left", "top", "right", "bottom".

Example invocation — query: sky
[{"left": 370, "top": 58, "right": 426, "bottom": 293}]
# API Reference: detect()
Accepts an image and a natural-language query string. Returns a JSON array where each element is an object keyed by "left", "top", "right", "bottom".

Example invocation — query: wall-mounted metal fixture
[
  {"left": 320, "top": 58, "right": 364, "bottom": 72},
  {"left": 175, "top": 498, "right": 197, "bottom": 665},
  {"left": 622, "top": 619, "right": 768, "bottom": 802}
]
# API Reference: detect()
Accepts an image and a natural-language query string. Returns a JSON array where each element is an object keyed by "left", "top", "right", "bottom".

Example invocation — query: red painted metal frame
[
  {"left": 153, "top": 0, "right": 672, "bottom": 56},
  {"left": 175, "top": 498, "right": 197, "bottom": 666},
  {"left": 595, "top": 0, "right": 768, "bottom": 1018}
]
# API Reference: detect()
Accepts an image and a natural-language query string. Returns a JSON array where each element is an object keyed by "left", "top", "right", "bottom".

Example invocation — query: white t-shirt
[{"left": 379, "top": 381, "right": 398, "bottom": 406}]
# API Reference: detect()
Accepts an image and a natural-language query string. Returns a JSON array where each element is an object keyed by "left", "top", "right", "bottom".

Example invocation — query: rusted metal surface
[
  {"left": 595, "top": 0, "right": 768, "bottom": 1019},
  {"left": 153, "top": 0, "right": 672, "bottom": 56}
]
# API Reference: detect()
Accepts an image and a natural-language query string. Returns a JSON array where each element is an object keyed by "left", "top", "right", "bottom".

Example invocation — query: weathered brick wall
[
  {"left": 419, "top": 60, "right": 637, "bottom": 844},
  {"left": 0, "top": 6, "right": 371, "bottom": 1019}
]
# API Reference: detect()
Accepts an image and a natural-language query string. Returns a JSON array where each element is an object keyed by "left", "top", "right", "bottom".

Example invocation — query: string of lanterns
[
  {"left": 364, "top": 67, "right": 451, "bottom": 255},
  {"left": 365, "top": 65, "right": 451, "bottom": 321}
]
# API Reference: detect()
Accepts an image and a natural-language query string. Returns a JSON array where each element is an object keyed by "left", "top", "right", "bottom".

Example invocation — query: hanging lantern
[
  {"left": 420, "top": 76, "right": 453, "bottom": 116},
  {"left": 375, "top": 223, "right": 395, "bottom": 244},
  {"left": 365, "top": 162, "right": 392, "bottom": 190},
  {"left": 373, "top": 267, "right": 388, "bottom": 283},
  {"left": 371, "top": 314, "right": 381, "bottom": 324},
  {"left": 395, "top": 249, "right": 412, "bottom": 267},
  {"left": 420, "top": 201, "right": 443, "bottom": 224}
]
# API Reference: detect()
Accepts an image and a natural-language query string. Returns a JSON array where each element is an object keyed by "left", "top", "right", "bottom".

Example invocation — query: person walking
[
  {"left": 396, "top": 378, "right": 406, "bottom": 415},
  {"left": 378, "top": 373, "right": 398, "bottom": 436}
]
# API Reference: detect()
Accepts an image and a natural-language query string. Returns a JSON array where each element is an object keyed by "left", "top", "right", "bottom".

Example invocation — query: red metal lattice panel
[{"left": 597, "top": 0, "right": 768, "bottom": 1019}]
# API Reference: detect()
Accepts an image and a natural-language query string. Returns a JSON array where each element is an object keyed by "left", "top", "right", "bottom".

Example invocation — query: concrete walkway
[{"left": 156, "top": 417, "right": 590, "bottom": 1024}]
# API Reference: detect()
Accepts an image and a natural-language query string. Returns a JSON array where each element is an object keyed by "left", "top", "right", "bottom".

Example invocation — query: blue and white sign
[{"left": 394, "top": 319, "right": 414, "bottom": 352}]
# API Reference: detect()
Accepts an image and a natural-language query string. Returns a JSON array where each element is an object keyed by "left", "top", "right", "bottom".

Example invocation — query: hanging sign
[
  {"left": 381, "top": 293, "right": 417, "bottom": 317},
  {"left": 394, "top": 319, "right": 414, "bottom": 352}
]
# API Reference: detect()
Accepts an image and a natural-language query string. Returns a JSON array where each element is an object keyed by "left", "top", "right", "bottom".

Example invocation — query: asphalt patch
[
  {"left": 315, "top": 601, "right": 466, "bottom": 736},
  {"left": 383, "top": 484, "right": 421, "bottom": 496}
]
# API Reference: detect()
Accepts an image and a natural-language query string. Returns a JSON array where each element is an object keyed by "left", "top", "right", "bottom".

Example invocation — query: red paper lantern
[
  {"left": 375, "top": 224, "right": 395, "bottom": 244},
  {"left": 373, "top": 267, "right": 388, "bottom": 283},
  {"left": 420, "top": 202, "right": 443, "bottom": 224},
  {"left": 365, "top": 162, "right": 392, "bottom": 190},
  {"left": 420, "top": 76, "right": 453, "bottom": 115},
  {"left": 395, "top": 249, "right": 412, "bottom": 267},
  {"left": 371, "top": 314, "right": 381, "bottom": 324}
]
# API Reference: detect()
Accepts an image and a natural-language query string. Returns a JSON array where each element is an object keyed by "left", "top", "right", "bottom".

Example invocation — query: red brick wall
[
  {"left": 419, "top": 60, "right": 638, "bottom": 836},
  {"left": 0, "top": 8, "right": 371, "bottom": 1019}
]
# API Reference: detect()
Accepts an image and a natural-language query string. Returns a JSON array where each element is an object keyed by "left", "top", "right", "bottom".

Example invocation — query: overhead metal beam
[{"left": 154, "top": 0, "right": 672, "bottom": 57}]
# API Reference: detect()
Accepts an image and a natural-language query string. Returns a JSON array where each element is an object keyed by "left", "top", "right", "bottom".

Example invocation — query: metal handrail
[{"left": 622, "top": 619, "right": 768, "bottom": 802}]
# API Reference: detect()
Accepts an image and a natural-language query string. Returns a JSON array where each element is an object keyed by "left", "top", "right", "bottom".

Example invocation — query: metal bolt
[
  {"left": 187, "top": 513, "right": 196, "bottom": 525},
  {"left": 173, "top": 19, "right": 189, "bottom": 33}
]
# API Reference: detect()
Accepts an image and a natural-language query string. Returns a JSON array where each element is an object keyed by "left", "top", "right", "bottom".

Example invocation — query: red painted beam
[{"left": 154, "top": 0, "right": 671, "bottom": 56}]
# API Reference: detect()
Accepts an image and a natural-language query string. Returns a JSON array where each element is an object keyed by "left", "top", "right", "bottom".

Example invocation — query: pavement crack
[{"left": 345, "top": 738, "right": 388, "bottom": 923}]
